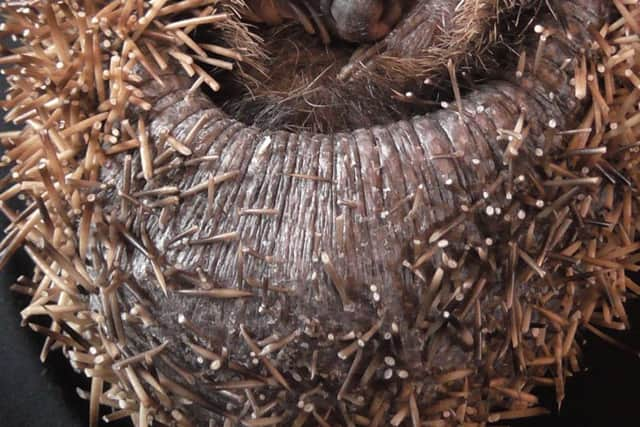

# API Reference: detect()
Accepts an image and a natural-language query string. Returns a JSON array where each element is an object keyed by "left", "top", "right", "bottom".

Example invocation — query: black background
[{"left": 2, "top": 54, "right": 640, "bottom": 427}]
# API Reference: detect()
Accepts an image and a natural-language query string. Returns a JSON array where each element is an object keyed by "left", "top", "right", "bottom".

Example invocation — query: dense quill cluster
[{"left": 2, "top": 1, "right": 640, "bottom": 427}]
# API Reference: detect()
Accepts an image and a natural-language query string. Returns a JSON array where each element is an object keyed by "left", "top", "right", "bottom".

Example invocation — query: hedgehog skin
[
  {"left": 98, "top": 0, "right": 609, "bottom": 424},
  {"left": 4, "top": 1, "right": 640, "bottom": 427}
]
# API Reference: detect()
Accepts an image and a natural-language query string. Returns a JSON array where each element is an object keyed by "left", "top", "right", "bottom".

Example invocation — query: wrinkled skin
[{"left": 97, "top": 0, "right": 610, "bottom": 424}]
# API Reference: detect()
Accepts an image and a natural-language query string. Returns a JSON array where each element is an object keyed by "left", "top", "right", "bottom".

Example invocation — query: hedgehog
[{"left": 1, "top": 1, "right": 639, "bottom": 426}]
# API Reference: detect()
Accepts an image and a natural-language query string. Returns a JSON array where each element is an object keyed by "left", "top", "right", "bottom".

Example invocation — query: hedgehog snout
[{"left": 329, "top": 0, "right": 404, "bottom": 42}]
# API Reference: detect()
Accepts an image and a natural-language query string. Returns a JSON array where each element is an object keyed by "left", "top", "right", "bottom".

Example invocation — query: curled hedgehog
[{"left": 1, "top": 0, "right": 640, "bottom": 426}]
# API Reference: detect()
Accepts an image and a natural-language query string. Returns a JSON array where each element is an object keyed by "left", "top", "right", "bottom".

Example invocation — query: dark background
[{"left": 2, "top": 54, "right": 640, "bottom": 427}]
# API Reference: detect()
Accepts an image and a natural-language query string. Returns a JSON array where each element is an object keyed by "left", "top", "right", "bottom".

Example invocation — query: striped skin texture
[{"left": 93, "top": 1, "right": 612, "bottom": 425}]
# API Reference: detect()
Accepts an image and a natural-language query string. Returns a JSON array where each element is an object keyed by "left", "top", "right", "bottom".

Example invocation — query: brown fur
[{"left": 215, "top": 0, "right": 544, "bottom": 133}]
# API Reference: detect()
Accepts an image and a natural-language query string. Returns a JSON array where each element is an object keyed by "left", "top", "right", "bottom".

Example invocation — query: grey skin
[
  {"left": 245, "top": 0, "right": 409, "bottom": 42},
  {"left": 99, "top": 0, "right": 608, "bottom": 424},
  {"left": 328, "top": 0, "right": 406, "bottom": 41}
]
